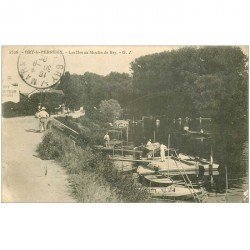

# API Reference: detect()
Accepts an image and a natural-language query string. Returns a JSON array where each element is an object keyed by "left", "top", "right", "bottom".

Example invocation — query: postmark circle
[{"left": 17, "top": 49, "right": 65, "bottom": 89}]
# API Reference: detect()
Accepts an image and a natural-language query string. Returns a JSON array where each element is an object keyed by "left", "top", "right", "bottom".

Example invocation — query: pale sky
[{"left": 2, "top": 45, "right": 249, "bottom": 98}]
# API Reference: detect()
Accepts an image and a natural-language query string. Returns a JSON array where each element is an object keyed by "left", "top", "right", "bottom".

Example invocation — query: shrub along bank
[
  {"left": 55, "top": 115, "right": 107, "bottom": 146},
  {"left": 37, "top": 130, "right": 150, "bottom": 202}
]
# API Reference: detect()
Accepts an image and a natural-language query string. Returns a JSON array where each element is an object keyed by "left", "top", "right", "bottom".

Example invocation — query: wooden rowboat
[
  {"left": 143, "top": 174, "right": 175, "bottom": 186},
  {"left": 176, "top": 153, "right": 220, "bottom": 170},
  {"left": 148, "top": 185, "right": 206, "bottom": 201}
]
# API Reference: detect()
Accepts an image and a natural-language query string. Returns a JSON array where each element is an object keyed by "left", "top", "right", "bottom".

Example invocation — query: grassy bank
[{"left": 37, "top": 130, "right": 150, "bottom": 202}]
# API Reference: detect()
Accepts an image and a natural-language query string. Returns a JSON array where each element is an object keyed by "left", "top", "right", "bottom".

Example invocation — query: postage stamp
[{"left": 17, "top": 48, "right": 65, "bottom": 89}]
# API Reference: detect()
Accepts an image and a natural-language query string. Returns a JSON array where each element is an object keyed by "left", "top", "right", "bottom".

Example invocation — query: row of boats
[
  {"left": 136, "top": 154, "right": 213, "bottom": 202},
  {"left": 112, "top": 147, "right": 219, "bottom": 202},
  {"left": 94, "top": 133, "right": 219, "bottom": 202}
]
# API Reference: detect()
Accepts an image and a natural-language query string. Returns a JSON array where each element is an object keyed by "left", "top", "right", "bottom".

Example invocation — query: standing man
[
  {"left": 160, "top": 143, "right": 167, "bottom": 162},
  {"left": 104, "top": 132, "right": 110, "bottom": 148},
  {"left": 37, "top": 107, "right": 50, "bottom": 133}
]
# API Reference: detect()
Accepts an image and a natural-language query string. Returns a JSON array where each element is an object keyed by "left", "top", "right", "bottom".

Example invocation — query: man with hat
[{"left": 36, "top": 107, "right": 50, "bottom": 132}]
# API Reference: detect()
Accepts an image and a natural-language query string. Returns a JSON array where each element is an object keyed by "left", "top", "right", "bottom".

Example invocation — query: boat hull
[
  {"left": 143, "top": 174, "right": 174, "bottom": 186},
  {"left": 148, "top": 185, "right": 206, "bottom": 201}
]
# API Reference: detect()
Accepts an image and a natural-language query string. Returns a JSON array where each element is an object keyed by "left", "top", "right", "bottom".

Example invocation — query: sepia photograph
[{"left": 1, "top": 45, "right": 249, "bottom": 203}]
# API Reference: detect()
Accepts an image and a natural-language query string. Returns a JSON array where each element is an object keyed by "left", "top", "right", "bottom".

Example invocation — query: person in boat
[
  {"left": 104, "top": 132, "right": 110, "bottom": 148},
  {"left": 146, "top": 139, "right": 152, "bottom": 147},
  {"left": 160, "top": 143, "right": 167, "bottom": 162}
]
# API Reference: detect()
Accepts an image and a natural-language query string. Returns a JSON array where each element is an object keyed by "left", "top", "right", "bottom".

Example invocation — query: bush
[
  {"left": 55, "top": 115, "right": 109, "bottom": 147},
  {"left": 36, "top": 131, "right": 74, "bottom": 160},
  {"left": 99, "top": 99, "right": 123, "bottom": 122}
]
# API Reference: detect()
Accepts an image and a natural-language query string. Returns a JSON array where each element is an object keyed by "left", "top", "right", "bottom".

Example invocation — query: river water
[{"left": 129, "top": 117, "right": 248, "bottom": 203}]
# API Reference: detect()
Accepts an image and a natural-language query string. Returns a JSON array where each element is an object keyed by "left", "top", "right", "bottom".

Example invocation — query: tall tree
[{"left": 130, "top": 46, "right": 248, "bottom": 124}]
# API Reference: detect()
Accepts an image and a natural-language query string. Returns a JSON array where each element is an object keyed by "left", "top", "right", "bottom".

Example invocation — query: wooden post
[
  {"left": 142, "top": 117, "right": 145, "bottom": 139},
  {"left": 196, "top": 162, "right": 199, "bottom": 177},
  {"left": 167, "top": 134, "right": 170, "bottom": 177},
  {"left": 210, "top": 146, "right": 214, "bottom": 183},
  {"left": 225, "top": 165, "right": 228, "bottom": 202},
  {"left": 126, "top": 125, "right": 129, "bottom": 145},
  {"left": 153, "top": 130, "right": 156, "bottom": 142}
]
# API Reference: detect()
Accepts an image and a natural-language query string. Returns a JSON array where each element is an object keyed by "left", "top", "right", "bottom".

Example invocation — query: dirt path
[{"left": 2, "top": 116, "right": 76, "bottom": 202}]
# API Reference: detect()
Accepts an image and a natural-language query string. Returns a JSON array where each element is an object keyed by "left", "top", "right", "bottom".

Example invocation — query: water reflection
[{"left": 131, "top": 117, "right": 248, "bottom": 202}]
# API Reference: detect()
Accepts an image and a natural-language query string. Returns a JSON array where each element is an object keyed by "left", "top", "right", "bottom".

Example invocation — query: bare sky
[{"left": 2, "top": 45, "right": 249, "bottom": 98}]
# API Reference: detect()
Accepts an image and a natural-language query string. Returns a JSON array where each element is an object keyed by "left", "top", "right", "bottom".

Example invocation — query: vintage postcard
[{"left": 1, "top": 45, "right": 248, "bottom": 203}]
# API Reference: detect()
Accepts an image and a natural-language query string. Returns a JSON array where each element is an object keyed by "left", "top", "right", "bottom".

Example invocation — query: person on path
[{"left": 37, "top": 107, "right": 49, "bottom": 132}]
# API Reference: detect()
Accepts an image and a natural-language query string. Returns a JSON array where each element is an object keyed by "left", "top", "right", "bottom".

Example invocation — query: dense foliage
[
  {"left": 130, "top": 46, "right": 248, "bottom": 124},
  {"left": 58, "top": 71, "right": 133, "bottom": 109},
  {"left": 55, "top": 114, "right": 109, "bottom": 146},
  {"left": 2, "top": 92, "right": 63, "bottom": 117},
  {"left": 99, "top": 99, "right": 123, "bottom": 122}
]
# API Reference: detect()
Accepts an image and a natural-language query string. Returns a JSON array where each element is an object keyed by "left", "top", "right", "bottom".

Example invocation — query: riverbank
[{"left": 37, "top": 130, "right": 150, "bottom": 202}]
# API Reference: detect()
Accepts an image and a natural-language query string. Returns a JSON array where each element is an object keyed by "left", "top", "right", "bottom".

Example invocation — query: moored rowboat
[
  {"left": 143, "top": 174, "right": 174, "bottom": 186},
  {"left": 148, "top": 185, "right": 206, "bottom": 201}
]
